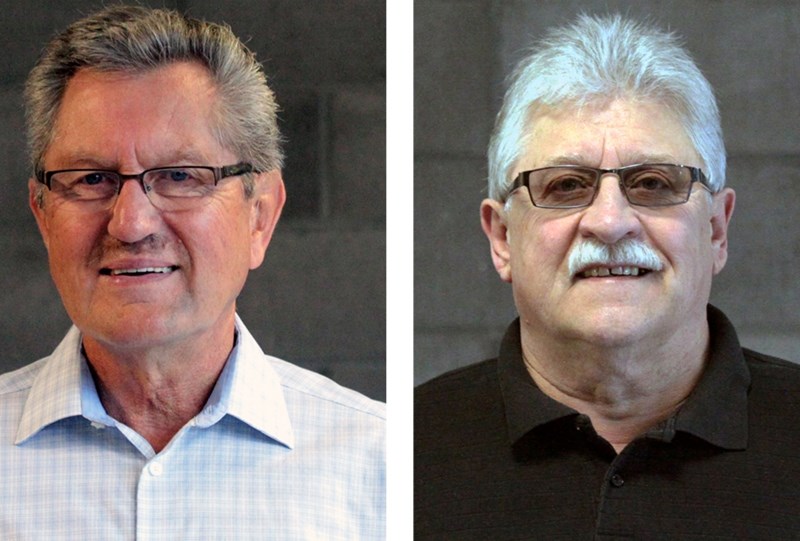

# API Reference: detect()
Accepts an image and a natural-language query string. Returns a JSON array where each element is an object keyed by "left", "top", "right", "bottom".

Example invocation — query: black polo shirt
[{"left": 415, "top": 306, "right": 800, "bottom": 539}]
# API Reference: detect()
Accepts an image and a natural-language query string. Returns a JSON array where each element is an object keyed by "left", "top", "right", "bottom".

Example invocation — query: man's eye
[
  {"left": 151, "top": 169, "right": 203, "bottom": 184},
  {"left": 549, "top": 176, "right": 590, "bottom": 192},
  {"left": 80, "top": 172, "right": 114, "bottom": 186},
  {"left": 168, "top": 169, "right": 191, "bottom": 182},
  {"left": 629, "top": 174, "right": 672, "bottom": 191}
]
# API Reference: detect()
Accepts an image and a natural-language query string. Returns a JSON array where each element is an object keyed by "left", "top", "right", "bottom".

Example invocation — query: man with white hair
[{"left": 416, "top": 14, "right": 800, "bottom": 539}]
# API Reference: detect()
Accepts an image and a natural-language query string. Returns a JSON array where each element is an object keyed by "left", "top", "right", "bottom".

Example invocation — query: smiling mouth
[
  {"left": 99, "top": 266, "right": 179, "bottom": 276},
  {"left": 579, "top": 266, "right": 652, "bottom": 279}
]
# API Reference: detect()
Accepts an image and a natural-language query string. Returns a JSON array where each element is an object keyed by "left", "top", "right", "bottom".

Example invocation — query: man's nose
[
  {"left": 577, "top": 175, "right": 643, "bottom": 244},
  {"left": 105, "top": 177, "right": 162, "bottom": 243}
]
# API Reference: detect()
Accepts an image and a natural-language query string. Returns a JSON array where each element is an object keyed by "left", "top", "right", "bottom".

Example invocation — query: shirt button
[
  {"left": 148, "top": 461, "right": 164, "bottom": 477},
  {"left": 610, "top": 474, "right": 624, "bottom": 488}
]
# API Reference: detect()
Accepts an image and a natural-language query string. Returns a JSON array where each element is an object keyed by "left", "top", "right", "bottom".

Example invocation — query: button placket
[{"left": 606, "top": 449, "right": 631, "bottom": 489}]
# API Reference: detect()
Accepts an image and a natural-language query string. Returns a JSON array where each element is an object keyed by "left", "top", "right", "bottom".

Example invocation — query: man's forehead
[
  {"left": 54, "top": 64, "right": 214, "bottom": 125},
  {"left": 518, "top": 99, "right": 700, "bottom": 170},
  {"left": 44, "top": 63, "right": 230, "bottom": 169}
]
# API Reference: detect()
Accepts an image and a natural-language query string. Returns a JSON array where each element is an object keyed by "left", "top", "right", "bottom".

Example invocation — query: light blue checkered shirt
[{"left": 0, "top": 317, "right": 385, "bottom": 540}]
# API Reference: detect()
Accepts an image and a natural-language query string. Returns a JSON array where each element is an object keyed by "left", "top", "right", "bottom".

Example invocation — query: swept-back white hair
[{"left": 487, "top": 14, "right": 725, "bottom": 201}]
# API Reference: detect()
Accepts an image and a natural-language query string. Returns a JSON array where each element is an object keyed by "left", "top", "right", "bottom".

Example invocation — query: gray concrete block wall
[
  {"left": 415, "top": 0, "right": 800, "bottom": 385},
  {"left": 0, "top": 1, "right": 386, "bottom": 401}
]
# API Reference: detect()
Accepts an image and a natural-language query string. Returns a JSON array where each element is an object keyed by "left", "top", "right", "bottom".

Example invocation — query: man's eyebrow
[
  {"left": 159, "top": 149, "right": 214, "bottom": 165},
  {"left": 541, "top": 154, "right": 594, "bottom": 167},
  {"left": 47, "top": 149, "right": 214, "bottom": 170},
  {"left": 47, "top": 153, "right": 114, "bottom": 170},
  {"left": 620, "top": 153, "right": 683, "bottom": 165},
  {"left": 539, "top": 153, "right": 684, "bottom": 167}
]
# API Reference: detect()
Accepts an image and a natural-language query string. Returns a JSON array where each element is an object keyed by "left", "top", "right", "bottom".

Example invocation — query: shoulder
[
  {"left": 742, "top": 348, "right": 800, "bottom": 426},
  {"left": 268, "top": 357, "right": 384, "bottom": 467},
  {"left": 737, "top": 349, "right": 800, "bottom": 452},
  {"left": 743, "top": 348, "right": 800, "bottom": 383},
  {"left": 269, "top": 356, "right": 385, "bottom": 423},
  {"left": 415, "top": 359, "right": 504, "bottom": 445},
  {"left": 416, "top": 358, "right": 499, "bottom": 405},
  {"left": 743, "top": 349, "right": 800, "bottom": 405}
]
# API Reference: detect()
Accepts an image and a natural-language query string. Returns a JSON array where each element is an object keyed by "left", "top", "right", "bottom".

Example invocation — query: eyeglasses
[
  {"left": 511, "top": 163, "right": 712, "bottom": 209},
  {"left": 36, "top": 163, "right": 256, "bottom": 212}
]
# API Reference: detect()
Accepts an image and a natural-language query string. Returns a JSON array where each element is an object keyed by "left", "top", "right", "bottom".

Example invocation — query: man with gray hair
[
  {"left": 416, "top": 14, "right": 800, "bottom": 538},
  {"left": 0, "top": 5, "right": 384, "bottom": 539}
]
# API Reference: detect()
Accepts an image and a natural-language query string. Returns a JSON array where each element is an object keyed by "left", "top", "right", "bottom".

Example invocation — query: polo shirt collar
[
  {"left": 497, "top": 321, "right": 575, "bottom": 445},
  {"left": 498, "top": 305, "right": 750, "bottom": 452},
  {"left": 672, "top": 305, "right": 750, "bottom": 449},
  {"left": 16, "top": 316, "right": 296, "bottom": 449}
]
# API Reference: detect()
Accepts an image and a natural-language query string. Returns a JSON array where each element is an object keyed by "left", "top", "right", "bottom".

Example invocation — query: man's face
[
  {"left": 30, "top": 62, "right": 284, "bottom": 353},
  {"left": 481, "top": 99, "right": 735, "bottom": 349}
]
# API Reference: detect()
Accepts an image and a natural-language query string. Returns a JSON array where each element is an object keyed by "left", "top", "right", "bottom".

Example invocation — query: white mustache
[{"left": 567, "top": 239, "right": 664, "bottom": 277}]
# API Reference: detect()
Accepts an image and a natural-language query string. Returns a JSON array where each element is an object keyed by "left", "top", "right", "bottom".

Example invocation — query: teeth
[
  {"left": 582, "top": 266, "right": 644, "bottom": 278},
  {"left": 110, "top": 267, "right": 174, "bottom": 276}
]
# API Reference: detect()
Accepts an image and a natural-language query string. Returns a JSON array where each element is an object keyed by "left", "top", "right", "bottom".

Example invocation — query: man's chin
[
  {"left": 79, "top": 313, "right": 183, "bottom": 351},
  {"left": 553, "top": 304, "right": 664, "bottom": 347}
]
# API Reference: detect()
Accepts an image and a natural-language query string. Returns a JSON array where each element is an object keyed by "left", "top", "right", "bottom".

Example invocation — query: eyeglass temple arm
[
  {"left": 693, "top": 168, "right": 714, "bottom": 193},
  {"left": 220, "top": 163, "right": 259, "bottom": 178}
]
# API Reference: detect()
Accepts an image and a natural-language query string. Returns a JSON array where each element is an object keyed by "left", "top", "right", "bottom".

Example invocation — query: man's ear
[
  {"left": 480, "top": 198, "right": 513, "bottom": 283},
  {"left": 710, "top": 187, "right": 735, "bottom": 275},
  {"left": 28, "top": 178, "right": 50, "bottom": 251},
  {"left": 249, "top": 170, "right": 286, "bottom": 270}
]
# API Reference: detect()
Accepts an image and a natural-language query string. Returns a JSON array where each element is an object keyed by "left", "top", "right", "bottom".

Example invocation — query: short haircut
[
  {"left": 25, "top": 5, "right": 283, "bottom": 197},
  {"left": 487, "top": 13, "right": 725, "bottom": 201}
]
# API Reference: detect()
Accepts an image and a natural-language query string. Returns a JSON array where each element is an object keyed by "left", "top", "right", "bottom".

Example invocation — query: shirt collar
[
  {"left": 498, "top": 305, "right": 750, "bottom": 452},
  {"left": 16, "top": 316, "right": 295, "bottom": 449},
  {"left": 671, "top": 305, "right": 750, "bottom": 449},
  {"left": 201, "top": 316, "right": 295, "bottom": 448},
  {"left": 497, "top": 321, "right": 576, "bottom": 445},
  {"left": 16, "top": 326, "right": 84, "bottom": 444}
]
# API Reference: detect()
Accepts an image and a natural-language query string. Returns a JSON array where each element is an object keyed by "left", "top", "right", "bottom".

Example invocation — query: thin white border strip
[{"left": 386, "top": 0, "right": 414, "bottom": 539}]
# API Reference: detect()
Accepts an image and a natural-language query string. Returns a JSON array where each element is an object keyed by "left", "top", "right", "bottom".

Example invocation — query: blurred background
[
  {"left": 0, "top": 0, "right": 386, "bottom": 401},
  {"left": 415, "top": 0, "right": 800, "bottom": 384}
]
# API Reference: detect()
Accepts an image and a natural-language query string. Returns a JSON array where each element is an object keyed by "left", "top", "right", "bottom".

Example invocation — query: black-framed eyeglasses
[
  {"left": 511, "top": 163, "right": 713, "bottom": 209},
  {"left": 36, "top": 163, "right": 257, "bottom": 212}
]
